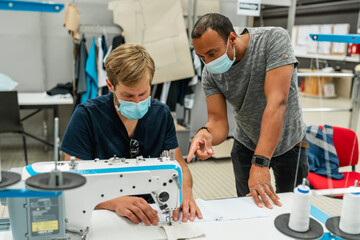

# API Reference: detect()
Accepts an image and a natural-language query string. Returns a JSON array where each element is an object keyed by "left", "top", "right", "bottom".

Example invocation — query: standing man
[
  {"left": 61, "top": 44, "right": 202, "bottom": 225},
  {"left": 187, "top": 13, "right": 309, "bottom": 209}
]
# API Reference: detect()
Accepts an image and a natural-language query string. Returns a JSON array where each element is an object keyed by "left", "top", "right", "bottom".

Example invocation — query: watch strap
[
  {"left": 196, "top": 126, "right": 210, "bottom": 134},
  {"left": 251, "top": 155, "right": 270, "bottom": 167}
]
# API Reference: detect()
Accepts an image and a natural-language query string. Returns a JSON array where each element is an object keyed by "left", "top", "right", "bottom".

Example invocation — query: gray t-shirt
[{"left": 202, "top": 27, "right": 306, "bottom": 157}]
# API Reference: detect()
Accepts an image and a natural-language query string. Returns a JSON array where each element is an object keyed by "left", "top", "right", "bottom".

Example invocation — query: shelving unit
[
  {"left": 295, "top": 53, "right": 359, "bottom": 63},
  {"left": 301, "top": 33, "right": 360, "bottom": 132},
  {"left": 298, "top": 72, "right": 354, "bottom": 78}
]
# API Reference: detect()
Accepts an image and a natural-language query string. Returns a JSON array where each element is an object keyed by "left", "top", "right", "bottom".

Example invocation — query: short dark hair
[{"left": 191, "top": 13, "right": 235, "bottom": 42}]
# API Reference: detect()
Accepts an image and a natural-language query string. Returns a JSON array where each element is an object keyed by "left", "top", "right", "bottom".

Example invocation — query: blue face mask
[
  {"left": 114, "top": 93, "right": 151, "bottom": 120},
  {"left": 206, "top": 38, "right": 236, "bottom": 74}
]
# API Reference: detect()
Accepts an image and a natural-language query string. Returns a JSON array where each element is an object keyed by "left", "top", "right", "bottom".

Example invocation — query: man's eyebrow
[
  {"left": 139, "top": 89, "right": 148, "bottom": 95},
  {"left": 196, "top": 49, "right": 216, "bottom": 58},
  {"left": 205, "top": 49, "right": 216, "bottom": 55}
]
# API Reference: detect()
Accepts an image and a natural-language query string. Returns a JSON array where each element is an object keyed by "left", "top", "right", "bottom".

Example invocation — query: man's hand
[
  {"left": 187, "top": 129, "right": 214, "bottom": 162},
  {"left": 172, "top": 187, "right": 203, "bottom": 222},
  {"left": 95, "top": 196, "right": 160, "bottom": 226},
  {"left": 246, "top": 164, "right": 282, "bottom": 209}
]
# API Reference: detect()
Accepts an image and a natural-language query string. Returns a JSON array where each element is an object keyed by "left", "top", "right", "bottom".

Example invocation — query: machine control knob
[
  {"left": 170, "top": 149, "right": 175, "bottom": 161},
  {"left": 69, "top": 156, "right": 78, "bottom": 169},
  {"left": 159, "top": 192, "right": 170, "bottom": 202}
]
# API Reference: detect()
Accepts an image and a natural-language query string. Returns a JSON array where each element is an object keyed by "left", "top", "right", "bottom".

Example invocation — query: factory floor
[{"left": 0, "top": 96, "right": 358, "bottom": 219}]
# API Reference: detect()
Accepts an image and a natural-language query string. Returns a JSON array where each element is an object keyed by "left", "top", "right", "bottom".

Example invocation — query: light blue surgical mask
[
  {"left": 206, "top": 38, "right": 236, "bottom": 74},
  {"left": 114, "top": 93, "right": 151, "bottom": 120}
]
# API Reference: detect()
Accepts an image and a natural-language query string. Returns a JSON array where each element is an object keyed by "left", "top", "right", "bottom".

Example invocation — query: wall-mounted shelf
[
  {"left": 295, "top": 53, "right": 359, "bottom": 63},
  {"left": 298, "top": 72, "right": 354, "bottom": 77}
]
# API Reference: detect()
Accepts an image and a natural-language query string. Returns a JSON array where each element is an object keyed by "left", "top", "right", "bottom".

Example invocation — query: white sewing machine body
[{"left": 22, "top": 156, "right": 183, "bottom": 235}]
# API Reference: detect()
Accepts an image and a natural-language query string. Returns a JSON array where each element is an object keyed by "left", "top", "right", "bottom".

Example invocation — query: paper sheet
[{"left": 151, "top": 197, "right": 269, "bottom": 225}]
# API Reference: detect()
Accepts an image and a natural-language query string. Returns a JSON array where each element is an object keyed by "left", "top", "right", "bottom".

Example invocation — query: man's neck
[{"left": 234, "top": 33, "right": 250, "bottom": 63}]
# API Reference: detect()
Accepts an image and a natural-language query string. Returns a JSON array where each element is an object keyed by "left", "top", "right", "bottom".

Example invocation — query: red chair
[{"left": 307, "top": 126, "right": 360, "bottom": 195}]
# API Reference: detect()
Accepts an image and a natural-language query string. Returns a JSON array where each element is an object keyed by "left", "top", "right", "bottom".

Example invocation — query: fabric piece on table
[{"left": 160, "top": 222, "right": 205, "bottom": 240}]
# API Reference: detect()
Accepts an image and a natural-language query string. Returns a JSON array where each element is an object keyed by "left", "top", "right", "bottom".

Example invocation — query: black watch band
[
  {"left": 251, "top": 155, "right": 270, "bottom": 167},
  {"left": 196, "top": 126, "right": 210, "bottom": 134}
]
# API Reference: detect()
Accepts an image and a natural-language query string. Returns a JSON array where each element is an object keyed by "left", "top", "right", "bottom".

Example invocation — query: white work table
[
  {"left": 17, "top": 92, "right": 73, "bottom": 147},
  {"left": 85, "top": 193, "right": 331, "bottom": 240},
  {"left": 18, "top": 92, "right": 73, "bottom": 107},
  {"left": 0, "top": 193, "right": 333, "bottom": 240}
]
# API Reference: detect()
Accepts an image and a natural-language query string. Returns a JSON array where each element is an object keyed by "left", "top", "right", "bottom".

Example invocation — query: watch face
[
  {"left": 252, "top": 156, "right": 269, "bottom": 167},
  {"left": 254, "top": 157, "right": 263, "bottom": 165}
]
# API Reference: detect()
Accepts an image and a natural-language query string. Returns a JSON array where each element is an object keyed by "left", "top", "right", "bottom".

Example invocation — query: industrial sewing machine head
[{"left": 19, "top": 150, "right": 182, "bottom": 239}]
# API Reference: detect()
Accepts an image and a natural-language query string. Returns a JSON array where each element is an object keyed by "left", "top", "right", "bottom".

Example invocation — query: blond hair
[{"left": 105, "top": 44, "right": 155, "bottom": 87}]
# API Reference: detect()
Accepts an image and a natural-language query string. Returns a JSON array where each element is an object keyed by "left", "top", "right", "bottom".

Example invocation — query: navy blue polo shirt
[{"left": 61, "top": 93, "right": 178, "bottom": 160}]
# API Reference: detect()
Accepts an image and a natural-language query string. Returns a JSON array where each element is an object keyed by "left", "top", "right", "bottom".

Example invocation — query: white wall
[
  {"left": 0, "top": 0, "right": 246, "bottom": 92},
  {"left": 0, "top": 0, "right": 115, "bottom": 92}
]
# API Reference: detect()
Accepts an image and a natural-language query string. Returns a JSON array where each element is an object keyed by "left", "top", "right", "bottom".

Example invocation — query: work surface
[
  {"left": 87, "top": 192, "right": 330, "bottom": 240},
  {"left": 0, "top": 193, "right": 333, "bottom": 240},
  {"left": 17, "top": 92, "right": 73, "bottom": 106}
]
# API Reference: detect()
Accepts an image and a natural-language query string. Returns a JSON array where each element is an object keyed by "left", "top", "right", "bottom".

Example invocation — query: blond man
[{"left": 61, "top": 44, "right": 202, "bottom": 225}]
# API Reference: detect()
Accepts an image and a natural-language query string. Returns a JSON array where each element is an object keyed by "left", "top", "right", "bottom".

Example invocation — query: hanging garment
[
  {"left": 74, "top": 35, "right": 88, "bottom": 107},
  {"left": 97, "top": 35, "right": 107, "bottom": 89},
  {"left": 112, "top": 34, "right": 125, "bottom": 50},
  {"left": 75, "top": 36, "right": 88, "bottom": 95},
  {"left": 81, "top": 37, "right": 98, "bottom": 103},
  {"left": 101, "top": 45, "right": 113, "bottom": 95}
]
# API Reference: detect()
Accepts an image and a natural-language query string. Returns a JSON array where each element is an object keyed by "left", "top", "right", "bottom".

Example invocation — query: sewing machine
[{"left": 4, "top": 151, "right": 182, "bottom": 240}]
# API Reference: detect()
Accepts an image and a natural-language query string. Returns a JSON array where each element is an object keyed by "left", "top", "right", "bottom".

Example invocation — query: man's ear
[
  {"left": 106, "top": 78, "right": 114, "bottom": 93},
  {"left": 229, "top": 32, "right": 237, "bottom": 44}
]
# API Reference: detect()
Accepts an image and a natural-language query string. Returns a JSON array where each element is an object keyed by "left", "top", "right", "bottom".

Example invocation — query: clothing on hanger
[
  {"left": 81, "top": 37, "right": 98, "bottom": 103},
  {"left": 74, "top": 35, "right": 88, "bottom": 107},
  {"left": 97, "top": 35, "right": 107, "bottom": 89}
]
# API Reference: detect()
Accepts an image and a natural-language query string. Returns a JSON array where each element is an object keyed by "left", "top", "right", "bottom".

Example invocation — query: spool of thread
[
  {"left": 339, "top": 186, "right": 360, "bottom": 234},
  {"left": 288, "top": 182, "right": 312, "bottom": 232}
]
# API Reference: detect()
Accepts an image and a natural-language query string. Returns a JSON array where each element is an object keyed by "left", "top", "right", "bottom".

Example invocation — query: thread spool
[
  {"left": 288, "top": 181, "right": 312, "bottom": 232},
  {"left": 339, "top": 186, "right": 360, "bottom": 234}
]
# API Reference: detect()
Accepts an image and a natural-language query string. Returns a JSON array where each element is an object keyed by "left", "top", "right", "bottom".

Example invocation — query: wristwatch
[{"left": 251, "top": 155, "right": 270, "bottom": 167}]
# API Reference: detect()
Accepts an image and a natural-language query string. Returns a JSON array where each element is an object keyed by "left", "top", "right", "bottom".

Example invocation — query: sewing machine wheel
[
  {"left": 25, "top": 172, "right": 86, "bottom": 190},
  {"left": 0, "top": 171, "right": 21, "bottom": 188}
]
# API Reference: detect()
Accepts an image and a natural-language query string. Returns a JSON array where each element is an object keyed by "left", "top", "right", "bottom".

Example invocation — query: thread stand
[
  {"left": 0, "top": 171, "right": 21, "bottom": 189},
  {"left": 274, "top": 179, "right": 324, "bottom": 239},
  {"left": 25, "top": 117, "right": 86, "bottom": 191},
  {"left": 325, "top": 180, "right": 360, "bottom": 240}
]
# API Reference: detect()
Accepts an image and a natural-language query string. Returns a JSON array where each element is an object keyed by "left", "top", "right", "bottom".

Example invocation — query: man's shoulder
[
  {"left": 149, "top": 99, "right": 170, "bottom": 113},
  {"left": 79, "top": 94, "right": 112, "bottom": 110},
  {"left": 247, "top": 27, "right": 288, "bottom": 42},
  {"left": 248, "top": 26, "right": 285, "bottom": 35}
]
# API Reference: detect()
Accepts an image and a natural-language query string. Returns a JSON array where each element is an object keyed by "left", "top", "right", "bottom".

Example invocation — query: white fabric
[
  {"left": 160, "top": 222, "right": 205, "bottom": 240},
  {"left": 97, "top": 36, "right": 108, "bottom": 89}
]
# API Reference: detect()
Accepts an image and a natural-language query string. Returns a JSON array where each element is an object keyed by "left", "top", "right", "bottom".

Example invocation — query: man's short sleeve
[
  {"left": 163, "top": 108, "right": 179, "bottom": 151},
  {"left": 60, "top": 106, "right": 94, "bottom": 160},
  {"left": 266, "top": 27, "right": 298, "bottom": 72},
  {"left": 201, "top": 67, "right": 222, "bottom": 98}
]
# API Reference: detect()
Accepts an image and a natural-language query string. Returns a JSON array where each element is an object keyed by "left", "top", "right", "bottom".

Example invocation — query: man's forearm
[
  {"left": 182, "top": 167, "right": 193, "bottom": 189},
  {"left": 254, "top": 103, "right": 286, "bottom": 159},
  {"left": 205, "top": 120, "right": 229, "bottom": 146}
]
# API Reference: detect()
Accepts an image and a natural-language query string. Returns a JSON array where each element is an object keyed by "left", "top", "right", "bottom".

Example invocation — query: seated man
[{"left": 61, "top": 44, "right": 202, "bottom": 225}]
